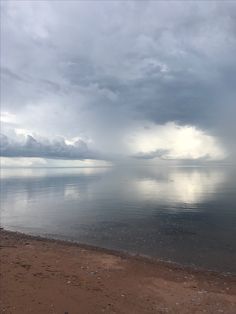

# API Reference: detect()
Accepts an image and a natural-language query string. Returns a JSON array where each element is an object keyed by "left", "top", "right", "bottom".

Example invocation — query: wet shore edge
[
  {"left": 1, "top": 227, "right": 235, "bottom": 279},
  {"left": 1, "top": 226, "right": 236, "bottom": 313}
]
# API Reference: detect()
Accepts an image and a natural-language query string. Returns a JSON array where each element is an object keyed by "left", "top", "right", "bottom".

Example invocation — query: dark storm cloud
[
  {"left": 132, "top": 149, "right": 170, "bottom": 160},
  {"left": 1, "top": 1, "right": 236, "bottom": 160},
  {"left": 0, "top": 133, "right": 101, "bottom": 160}
]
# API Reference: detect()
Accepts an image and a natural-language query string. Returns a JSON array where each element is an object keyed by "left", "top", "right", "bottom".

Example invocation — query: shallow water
[{"left": 1, "top": 165, "right": 236, "bottom": 273}]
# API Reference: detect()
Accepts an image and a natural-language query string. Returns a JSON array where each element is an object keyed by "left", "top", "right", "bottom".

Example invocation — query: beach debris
[{"left": 198, "top": 290, "right": 208, "bottom": 294}]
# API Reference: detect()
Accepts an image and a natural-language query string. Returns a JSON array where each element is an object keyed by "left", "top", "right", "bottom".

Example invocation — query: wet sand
[{"left": 0, "top": 229, "right": 236, "bottom": 313}]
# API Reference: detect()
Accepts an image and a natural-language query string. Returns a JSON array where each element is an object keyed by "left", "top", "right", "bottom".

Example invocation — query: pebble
[{"left": 198, "top": 290, "right": 207, "bottom": 294}]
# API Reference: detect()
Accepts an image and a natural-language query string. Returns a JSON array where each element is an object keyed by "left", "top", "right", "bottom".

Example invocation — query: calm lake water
[{"left": 1, "top": 166, "right": 236, "bottom": 273}]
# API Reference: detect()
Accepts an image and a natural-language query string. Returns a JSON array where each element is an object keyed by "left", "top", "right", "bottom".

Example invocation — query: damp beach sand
[{"left": 0, "top": 229, "right": 236, "bottom": 314}]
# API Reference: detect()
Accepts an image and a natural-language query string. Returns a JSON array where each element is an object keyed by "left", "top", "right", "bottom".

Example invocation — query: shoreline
[
  {"left": 1, "top": 228, "right": 235, "bottom": 277},
  {"left": 1, "top": 228, "right": 236, "bottom": 313}
]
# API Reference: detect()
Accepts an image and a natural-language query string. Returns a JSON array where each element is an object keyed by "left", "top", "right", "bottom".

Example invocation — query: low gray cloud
[
  {"left": 132, "top": 149, "right": 170, "bottom": 160},
  {"left": 0, "top": 133, "right": 101, "bottom": 160}
]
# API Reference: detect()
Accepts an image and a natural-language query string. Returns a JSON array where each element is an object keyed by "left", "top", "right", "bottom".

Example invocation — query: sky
[{"left": 1, "top": 0, "right": 236, "bottom": 167}]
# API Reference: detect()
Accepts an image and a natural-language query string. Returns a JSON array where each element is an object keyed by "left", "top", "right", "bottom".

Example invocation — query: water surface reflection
[{"left": 1, "top": 166, "right": 236, "bottom": 272}]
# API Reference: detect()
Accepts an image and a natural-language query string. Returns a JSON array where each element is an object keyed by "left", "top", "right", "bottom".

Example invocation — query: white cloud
[
  {"left": 0, "top": 112, "right": 17, "bottom": 124},
  {"left": 129, "top": 122, "right": 226, "bottom": 161}
]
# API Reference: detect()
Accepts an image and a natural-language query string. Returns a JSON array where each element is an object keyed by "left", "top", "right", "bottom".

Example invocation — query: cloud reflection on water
[{"left": 133, "top": 168, "right": 225, "bottom": 207}]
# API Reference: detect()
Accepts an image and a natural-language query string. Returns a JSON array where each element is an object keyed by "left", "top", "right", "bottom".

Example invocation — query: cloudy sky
[{"left": 1, "top": 1, "right": 236, "bottom": 166}]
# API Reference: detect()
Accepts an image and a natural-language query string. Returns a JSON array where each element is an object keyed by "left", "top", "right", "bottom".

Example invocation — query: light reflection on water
[
  {"left": 1, "top": 166, "right": 236, "bottom": 272},
  {"left": 133, "top": 170, "right": 225, "bottom": 205}
]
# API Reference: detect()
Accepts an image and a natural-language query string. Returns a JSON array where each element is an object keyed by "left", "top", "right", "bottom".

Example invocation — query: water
[{"left": 1, "top": 165, "right": 236, "bottom": 273}]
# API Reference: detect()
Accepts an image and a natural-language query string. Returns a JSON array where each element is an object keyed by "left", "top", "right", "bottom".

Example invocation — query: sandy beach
[{"left": 0, "top": 229, "right": 236, "bottom": 314}]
